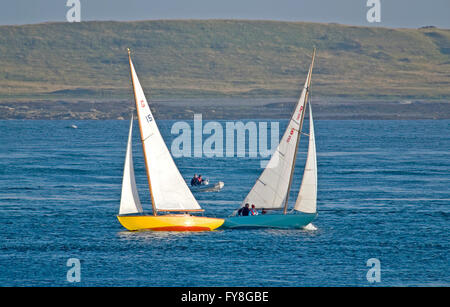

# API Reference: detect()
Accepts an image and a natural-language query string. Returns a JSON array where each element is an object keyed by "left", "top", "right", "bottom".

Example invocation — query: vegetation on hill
[{"left": 0, "top": 20, "right": 449, "bottom": 101}]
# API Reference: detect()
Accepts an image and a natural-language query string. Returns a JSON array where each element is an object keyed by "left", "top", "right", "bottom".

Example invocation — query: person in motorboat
[
  {"left": 250, "top": 204, "right": 258, "bottom": 216},
  {"left": 191, "top": 174, "right": 199, "bottom": 186},
  {"left": 197, "top": 175, "right": 204, "bottom": 185},
  {"left": 237, "top": 203, "right": 251, "bottom": 216}
]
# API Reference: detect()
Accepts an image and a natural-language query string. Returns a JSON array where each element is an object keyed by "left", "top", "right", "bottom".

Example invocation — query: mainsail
[
  {"left": 294, "top": 103, "right": 317, "bottom": 213},
  {"left": 119, "top": 116, "right": 143, "bottom": 215},
  {"left": 128, "top": 51, "right": 202, "bottom": 213},
  {"left": 241, "top": 50, "right": 315, "bottom": 210}
]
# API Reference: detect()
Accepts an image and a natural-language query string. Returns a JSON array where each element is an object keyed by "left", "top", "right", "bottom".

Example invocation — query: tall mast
[
  {"left": 283, "top": 48, "right": 316, "bottom": 215},
  {"left": 127, "top": 48, "right": 158, "bottom": 216}
]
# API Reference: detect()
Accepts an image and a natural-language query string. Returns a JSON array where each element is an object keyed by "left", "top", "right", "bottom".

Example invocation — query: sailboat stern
[{"left": 117, "top": 214, "right": 224, "bottom": 231}]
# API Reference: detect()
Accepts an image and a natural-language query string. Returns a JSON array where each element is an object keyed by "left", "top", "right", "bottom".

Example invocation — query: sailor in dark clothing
[
  {"left": 191, "top": 174, "right": 198, "bottom": 186},
  {"left": 237, "top": 203, "right": 251, "bottom": 216}
]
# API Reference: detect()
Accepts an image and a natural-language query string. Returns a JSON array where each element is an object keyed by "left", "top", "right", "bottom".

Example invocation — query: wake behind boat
[
  {"left": 190, "top": 181, "right": 224, "bottom": 193},
  {"left": 223, "top": 49, "right": 318, "bottom": 230},
  {"left": 117, "top": 49, "right": 224, "bottom": 232}
]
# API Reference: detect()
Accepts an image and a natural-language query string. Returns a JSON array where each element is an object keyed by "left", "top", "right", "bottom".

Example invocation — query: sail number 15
[{"left": 145, "top": 114, "right": 153, "bottom": 123}]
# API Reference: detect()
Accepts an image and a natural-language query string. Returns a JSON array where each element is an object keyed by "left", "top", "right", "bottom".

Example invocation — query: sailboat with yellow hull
[
  {"left": 117, "top": 50, "right": 224, "bottom": 231},
  {"left": 223, "top": 49, "right": 318, "bottom": 229}
]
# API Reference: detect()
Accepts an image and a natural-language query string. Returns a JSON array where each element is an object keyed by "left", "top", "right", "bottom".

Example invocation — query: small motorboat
[{"left": 190, "top": 180, "right": 224, "bottom": 193}]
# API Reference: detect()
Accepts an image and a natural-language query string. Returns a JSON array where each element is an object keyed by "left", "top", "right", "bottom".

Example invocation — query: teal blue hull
[{"left": 221, "top": 212, "right": 317, "bottom": 229}]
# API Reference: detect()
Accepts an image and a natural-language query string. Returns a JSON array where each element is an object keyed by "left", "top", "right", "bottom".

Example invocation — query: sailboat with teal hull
[{"left": 223, "top": 49, "right": 318, "bottom": 229}]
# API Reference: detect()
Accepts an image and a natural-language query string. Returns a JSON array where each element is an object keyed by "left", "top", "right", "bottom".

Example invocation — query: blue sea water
[{"left": 0, "top": 119, "right": 448, "bottom": 287}]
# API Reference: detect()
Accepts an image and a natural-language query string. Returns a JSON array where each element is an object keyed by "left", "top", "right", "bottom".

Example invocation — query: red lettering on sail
[
  {"left": 140, "top": 100, "right": 145, "bottom": 108},
  {"left": 286, "top": 128, "right": 295, "bottom": 143},
  {"left": 297, "top": 106, "right": 303, "bottom": 120}
]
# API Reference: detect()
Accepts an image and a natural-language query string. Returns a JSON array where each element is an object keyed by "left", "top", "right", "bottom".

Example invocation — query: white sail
[
  {"left": 128, "top": 54, "right": 202, "bottom": 212},
  {"left": 241, "top": 73, "right": 312, "bottom": 210},
  {"left": 119, "top": 116, "right": 144, "bottom": 215},
  {"left": 294, "top": 103, "right": 317, "bottom": 213},
  {"left": 240, "top": 49, "right": 315, "bottom": 211}
]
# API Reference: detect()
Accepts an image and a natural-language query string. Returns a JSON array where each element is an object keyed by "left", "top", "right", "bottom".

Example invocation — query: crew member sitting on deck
[
  {"left": 250, "top": 204, "right": 258, "bottom": 215},
  {"left": 237, "top": 203, "right": 251, "bottom": 216}
]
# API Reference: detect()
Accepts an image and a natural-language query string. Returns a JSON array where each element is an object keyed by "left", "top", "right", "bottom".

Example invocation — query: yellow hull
[{"left": 117, "top": 214, "right": 224, "bottom": 231}]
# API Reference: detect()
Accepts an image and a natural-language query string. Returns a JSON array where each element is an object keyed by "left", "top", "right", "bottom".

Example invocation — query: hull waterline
[
  {"left": 117, "top": 214, "right": 224, "bottom": 231},
  {"left": 221, "top": 213, "right": 317, "bottom": 229}
]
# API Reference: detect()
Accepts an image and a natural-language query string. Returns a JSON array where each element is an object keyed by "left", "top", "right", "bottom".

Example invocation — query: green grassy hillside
[{"left": 0, "top": 20, "right": 449, "bottom": 101}]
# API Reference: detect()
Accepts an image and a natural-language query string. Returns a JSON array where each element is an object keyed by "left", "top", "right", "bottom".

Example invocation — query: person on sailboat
[
  {"left": 191, "top": 174, "right": 198, "bottom": 186},
  {"left": 237, "top": 203, "right": 251, "bottom": 216},
  {"left": 250, "top": 204, "right": 259, "bottom": 216}
]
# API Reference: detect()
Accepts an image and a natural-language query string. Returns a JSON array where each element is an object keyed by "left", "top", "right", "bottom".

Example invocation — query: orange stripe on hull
[{"left": 149, "top": 226, "right": 211, "bottom": 232}]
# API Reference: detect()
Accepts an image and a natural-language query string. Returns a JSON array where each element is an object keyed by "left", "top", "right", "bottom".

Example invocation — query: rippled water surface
[{"left": 0, "top": 119, "right": 449, "bottom": 286}]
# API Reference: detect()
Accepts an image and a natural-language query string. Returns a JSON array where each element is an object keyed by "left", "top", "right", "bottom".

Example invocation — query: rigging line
[
  {"left": 257, "top": 178, "right": 267, "bottom": 186},
  {"left": 290, "top": 118, "right": 300, "bottom": 126},
  {"left": 142, "top": 133, "right": 154, "bottom": 143},
  {"left": 274, "top": 149, "right": 285, "bottom": 157}
]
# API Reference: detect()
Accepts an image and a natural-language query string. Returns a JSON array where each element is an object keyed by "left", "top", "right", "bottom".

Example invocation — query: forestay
[
  {"left": 128, "top": 54, "right": 202, "bottom": 212},
  {"left": 294, "top": 103, "right": 317, "bottom": 213},
  {"left": 119, "top": 116, "right": 144, "bottom": 215}
]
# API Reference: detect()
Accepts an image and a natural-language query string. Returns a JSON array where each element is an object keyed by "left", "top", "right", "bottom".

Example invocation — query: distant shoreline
[{"left": 1, "top": 97, "right": 448, "bottom": 120}]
